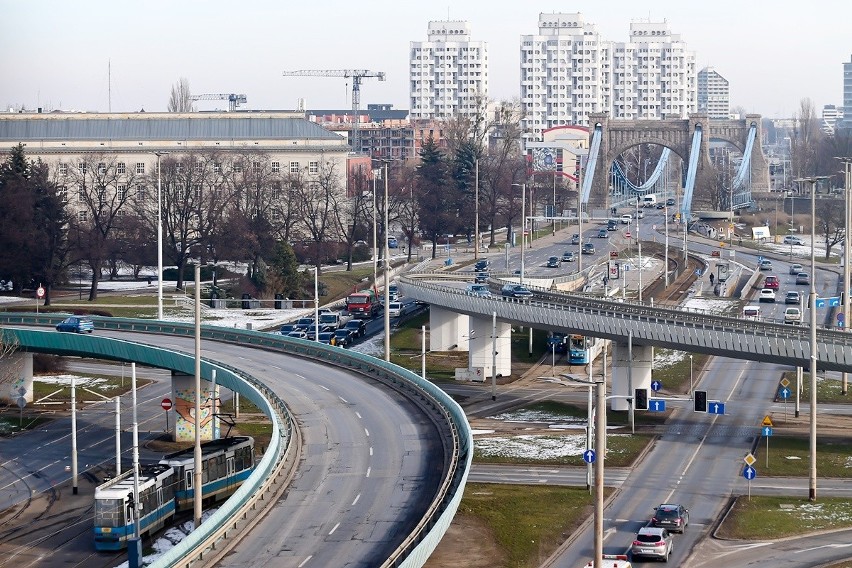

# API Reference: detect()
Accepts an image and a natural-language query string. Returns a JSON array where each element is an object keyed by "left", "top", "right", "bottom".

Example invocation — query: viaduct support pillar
[
  {"left": 0, "top": 352, "right": 33, "bottom": 404},
  {"left": 171, "top": 371, "right": 219, "bottom": 443},
  {"left": 610, "top": 342, "right": 653, "bottom": 411},
  {"left": 429, "top": 306, "right": 468, "bottom": 351},
  {"left": 468, "top": 315, "right": 512, "bottom": 380}
]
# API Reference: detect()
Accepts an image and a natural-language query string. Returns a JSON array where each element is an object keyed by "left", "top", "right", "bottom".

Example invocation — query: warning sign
[{"left": 761, "top": 415, "right": 773, "bottom": 427}]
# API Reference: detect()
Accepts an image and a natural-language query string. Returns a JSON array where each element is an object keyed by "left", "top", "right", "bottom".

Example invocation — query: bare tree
[
  {"left": 790, "top": 98, "right": 822, "bottom": 179},
  {"left": 168, "top": 78, "right": 194, "bottom": 113},
  {"left": 0, "top": 330, "right": 21, "bottom": 394},
  {"left": 481, "top": 99, "right": 525, "bottom": 247},
  {"left": 294, "top": 159, "right": 344, "bottom": 272},
  {"left": 816, "top": 198, "right": 845, "bottom": 260}
]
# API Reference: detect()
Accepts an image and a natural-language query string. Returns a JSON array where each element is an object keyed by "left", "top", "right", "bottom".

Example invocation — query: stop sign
[{"left": 161, "top": 398, "right": 173, "bottom": 411}]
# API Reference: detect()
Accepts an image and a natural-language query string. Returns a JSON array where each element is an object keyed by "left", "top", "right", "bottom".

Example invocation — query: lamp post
[
  {"left": 839, "top": 158, "right": 852, "bottom": 396},
  {"left": 313, "top": 266, "right": 319, "bottom": 342},
  {"left": 474, "top": 159, "right": 480, "bottom": 260},
  {"left": 689, "top": 354, "right": 694, "bottom": 399},
  {"left": 154, "top": 152, "right": 169, "bottom": 320},
  {"left": 664, "top": 204, "right": 670, "bottom": 286},
  {"left": 511, "top": 183, "right": 526, "bottom": 285},
  {"left": 383, "top": 162, "right": 391, "bottom": 362}
]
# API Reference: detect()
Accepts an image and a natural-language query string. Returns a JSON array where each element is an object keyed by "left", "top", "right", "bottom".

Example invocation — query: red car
[{"left": 763, "top": 275, "right": 779, "bottom": 289}]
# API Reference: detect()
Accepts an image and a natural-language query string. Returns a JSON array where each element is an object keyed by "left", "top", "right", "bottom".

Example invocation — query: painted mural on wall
[{"left": 173, "top": 385, "right": 218, "bottom": 442}]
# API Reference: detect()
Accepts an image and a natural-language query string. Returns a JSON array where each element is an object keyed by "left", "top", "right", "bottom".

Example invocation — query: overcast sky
[{"left": 1, "top": 1, "right": 849, "bottom": 119}]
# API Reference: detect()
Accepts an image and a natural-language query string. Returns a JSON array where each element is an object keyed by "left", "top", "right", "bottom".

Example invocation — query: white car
[
  {"left": 783, "top": 235, "right": 804, "bottom": 245},
  {"left": 784, "top": 307, "right": 802, "bottom": 324},
  {"left": 621, "top": 214, "right": 632, "bottom": 224},
  {"left": 759, "top": 288, "right": 776, "bottom": 303}
]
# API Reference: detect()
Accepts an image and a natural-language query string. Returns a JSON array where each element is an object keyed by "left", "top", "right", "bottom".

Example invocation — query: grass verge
[
  {"left": 717, "top": 495, "right": 852, "bottom": 539},
  {"left": 779, "top": 371, "right": 852, "bottom": 404},
  {"left": 752, "top": 435, "right": 852, "bottom": 477}
]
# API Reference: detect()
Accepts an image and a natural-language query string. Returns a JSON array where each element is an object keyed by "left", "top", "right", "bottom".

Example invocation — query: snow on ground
[{"left": 112, "top": 509, "right": 219, "bottom": 568}]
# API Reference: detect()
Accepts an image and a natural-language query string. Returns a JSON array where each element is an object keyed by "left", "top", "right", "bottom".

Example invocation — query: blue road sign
[
  {"left": 709, "top": 401, "right": 726, "bottom": 415},
  {"left": 829, "top": 297, "right": 841, "bottom": 307},
  {"left": 816, "top": 298, "right": 826, "bottom": 308},
  {"left": 743, "top": 465, "right": 757, "bottom": 480},
  {"left": 757, "top": 256, "right": 764, "bottom": 264},
  {"left": 762, "top": 426, "right": 773, "bottom": 437},
  {"left": 583, "top": 449, "right": 596, "bottom": 464},
  {"left": 838, "top": 312, "right": 845, "bottom": 327},
  {"left": 651, "top": 380, "right": 662, "bottom": 392},
  {"left": 779, "top": 387, "right": 791, "bottom": 399},
  {"left": 649, "top": 399, "right": 666, "bottom": 412}
]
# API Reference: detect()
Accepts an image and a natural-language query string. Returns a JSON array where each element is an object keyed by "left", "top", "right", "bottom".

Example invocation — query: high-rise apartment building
[
  {"left": 409, "top": 21, "right": 488, "bottom": 120},
  {"left": 697, "top": 67, "right": 730, "bottom": 119},
  {"left": 520, "top": 15, "right": 696, "bottom": 144},
  {"left": 841, "top": 55, "right": 852, "bottom": 130},
  {"left": 821, "top": 104, "right": 844, "bottom": 135}
]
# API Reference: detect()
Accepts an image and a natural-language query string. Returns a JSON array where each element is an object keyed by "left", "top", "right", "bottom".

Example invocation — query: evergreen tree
[{"left": 415, "top": 137, "right": 453, "bottom": 259}]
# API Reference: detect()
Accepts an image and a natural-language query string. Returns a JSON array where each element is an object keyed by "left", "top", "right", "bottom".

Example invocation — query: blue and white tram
[
  {"left": 159, "top": 436, "right": 255, "bottom": 511},
  {"left": 93, "top": 464, "right": 177, "bottom": 551},
  {"left": 568, "top": 335, "right": 605, "bottom": 365}
]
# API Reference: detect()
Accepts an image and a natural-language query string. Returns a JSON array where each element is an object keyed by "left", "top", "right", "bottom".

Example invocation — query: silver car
[{"left": 631, "top": 526, "right": 672, "bottom": 561}]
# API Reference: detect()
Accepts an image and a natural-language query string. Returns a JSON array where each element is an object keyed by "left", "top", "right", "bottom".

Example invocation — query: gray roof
[{"left": 0, "top": 116, "right": 341, "bottom": 141}]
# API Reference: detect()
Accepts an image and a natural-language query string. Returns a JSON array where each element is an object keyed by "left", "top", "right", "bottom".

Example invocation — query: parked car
[
  {"left": 785, "top": 290, "right": 801, "bottom": 304},
  {"left": 789, "top": 263, "right": 804, "bottom": 275},
  {"left": 796, "top": 272, "right": 810, "bottom": 285},
  {"left": 562, "top": 250, "right": 576, "bottom": 262},
  {"left": 343, "top": 319, "right": 368, "bottom": 338},
  {"left": 783, "top": 235, "right": 804, "bottom": 245},
  {"left": 763, "top": 275, "right": 779, "bottom": 289},
  {"left": 56, "top": 316, "right": 94, "bottom": 333},
  {"left": 597, "top": 228, "right": 608, "bottom": 238},
  {"left": 651, "top": 503, "right": 690, "bottom": 533},
  {"left": 784, "top": 307, "right": 802, "bottom": 324},
  {"left": 546, "top": 256, "right": 560, "bottom": 268},
  {"left": 759, "top": 288, "right": 776, "bottom": 303},
  {"left": 631, "top": 527, "right": 673, "bottom": 562},
  {"left": 571, "top": 233, "right": 581, "bottom": 245},
  {"left": 501, "top": 284, "right": 533, "bottom": 299},
  {"left": 582, "top": 242, "right": 596, "bottom": 255},
  {"left": 759, "top": 260, "right": 773, "bottom": 271}
]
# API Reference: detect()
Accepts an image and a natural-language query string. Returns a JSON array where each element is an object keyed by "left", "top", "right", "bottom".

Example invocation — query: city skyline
[{"left": 1, "top": 1, "right": 849, "bottom": 120}]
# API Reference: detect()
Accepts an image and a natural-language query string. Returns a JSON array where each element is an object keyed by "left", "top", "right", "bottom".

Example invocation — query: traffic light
[
  {"left": 694, "top": 390, "right": 707, "bottom": 413},
  {"left": 634, "top": 388, "right": 648, "bottom": 410}
]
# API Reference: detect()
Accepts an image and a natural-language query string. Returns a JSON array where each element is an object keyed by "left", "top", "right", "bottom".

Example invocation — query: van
[
  {"left": 743, "top": 305, "right": 761, "bottom": 321},
  {"left": 642, "top": 194, "right": 657, "bottom": 208},
  {"left": 621, "top": 214, "right": 632, "bottom": 224}
]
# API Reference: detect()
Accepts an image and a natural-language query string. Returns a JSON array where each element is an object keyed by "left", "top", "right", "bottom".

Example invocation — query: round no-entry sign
[
  {"left": 36, "top": 286, "right": 45, "bottom": 298},
  {"left": 161, "top": 398, "right": 173, "bottom": 411}
]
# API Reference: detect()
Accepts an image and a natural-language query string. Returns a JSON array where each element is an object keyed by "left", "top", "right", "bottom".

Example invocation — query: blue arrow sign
[
  {"left": 582, "top": 449, "right": 596, "bottom": 464},
  {"left": 709, "top": 402, "right": 726, "bottom": 415},
  {"left": 779, "top": 387, "right": 791, "bottom": 399},
  {"left": 743, "top": 465, "right": 757, "bottom": 480},
  {"left": 649, "top": 399, "right": 666, "bottom": 412},
  {"left": 762, "top": 426, "right": 773, "bottom": 437},
  {"left": 816, "top": 298, "right": 826, "bottom": 308},
  {"left": 651, "top": 380, "right": 662, "bottom": 392},
  {"left": 829, "top": 297, "right": 841, "bottom": 307}
]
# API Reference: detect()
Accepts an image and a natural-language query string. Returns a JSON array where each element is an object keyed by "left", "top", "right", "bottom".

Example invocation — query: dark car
[
  {"left": 562, "top": 250, "right": 576, "bottom": 262},
  {"left": 317, "top": 331, "right": 338, "bottom": 345},
  {"left": 666, "top": 198, "right": 675, "bottom": 206},
  {"left": 571, "top": 233, "right": 581, "bottom": 245},
  {"left": 333, "top": 328, "right": 353, "bottom": 347},
  {"left": 343, "top": 318, "right": 367, "bottom": 338},
  {"left": 56, "top": 316, "right": 94, "bottom": 333},
  {"left": 293, "top": 317, "right": 315, "bottom": 331},
  {"left": 474, "top": 259, "right": 490, "bottom": 271},
  {"left": 501, "top": 284, "right": 533, "bottom": 299},
  {"left": 656, "top": 202, "right": 666, "bottom": 209},
  {"left": 582, "top": 242, "right": 595, "bottom": 255},
  {"left": 651, "top": 503, "right": 689, "bottom": 533},
  {"left": 279, "top": 323, "right": 297, "bottom": 334},
  {"left": 474, "top": 271, "right": 489, "bottom": 283},
  {"left": 547, "top": 256, "right": 560, "bottom": 268},
  {"left": 597, "top": 228, "right": 608, "bottom": 238},
  {"left": 607, "top": 219, "right": 618, "bottom": 231}
]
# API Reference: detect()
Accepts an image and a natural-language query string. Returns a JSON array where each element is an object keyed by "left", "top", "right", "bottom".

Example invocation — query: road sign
[
  {"left": 757, "top": 256, "right": 764, "bottom": 264},
  {"left": 839, "top": 312, "right": 845, "bottom": 326},
  {"left": 36, "top": 286, "right": 45, "bottom": 298},
  {"left": 829, "top": 297, "right": 841, "bottom": 307},
  {"left": 779, "top": 387, "right": 791, "bottom": 399},
  {"left": 743, "top": 465, "right": 757, "bottom": 480},
  {"left": 625, "top": 231, "right": 632, "bottom": 239},
  {"left": 780, "top": 378, "right": 790, "bottom": 388},
  {"left": 608, "top": 262, "right": 620, "bottom": 278},
  {"left": 609, "top": 251, "right": 619, "bottom": 258},
  {"left": 583, "top": 449, "right": 596, "bottom": 464},
  {"left": 762, "top": 426, "right": 773, "bottom": 437},
  {"left": 650, "top": 380, "right": 662, "bottom": 392},
  {"left": 161, "top": 398, "right": 173, "bottom": 411},
  {"left": 16, "top": 396, "right": 26, "bottom": 409},
  {"left": 744, "top": 453, "right": 756, "bottom": 466},
  {"left": 761, "top": 415, "right": 774, "bottom": 427},
  {"left": 649, "top": 399, "right": 666, "bottom": 412},
  {"left": 708, "top": 401, "right": 726, "bottom": 415},
  {"left": 816, "top": 298, "right": 826, "bottom": 308},
  {"left": 694, "top": 390, "right": 707, "bottom": 413}
]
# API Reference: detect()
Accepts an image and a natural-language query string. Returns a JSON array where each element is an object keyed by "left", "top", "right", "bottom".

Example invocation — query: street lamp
[
  {"left": 153, "top": 151, "right": 169, "bottom": 320},
  {"left": 837, "top": 157, "right": 852, "bottom": 396},
  {"left": 511, "top": 183, "right": 526, "bottom": 285}
]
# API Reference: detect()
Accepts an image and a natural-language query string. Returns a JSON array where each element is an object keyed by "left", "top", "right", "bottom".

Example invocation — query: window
[
  {"left": 136, "top": 162, "right": 145, "bottom": 174},
  {"left": 78, "top": 211, "right": 87, "bottom": 222},
  {"left": 97, "top": 188, "right": 106, "bottom": 204},
  {"left": 176, "top": 162, "right": 183, "bottom": 174},
  {"left": 308, "top": 161, "right": 319, "bottom": 174},
  {"left": 117, "top": 184, "right": 126, "bottom": 200},
  {"left": 252, "top": 161, "right": 261, "bottom": 174},
  {"left": 136, "top": 185, "right": 146, "bottom": 201},
  {"left": 58, "top": 186, "right": 68, "bottom": 202},
  {"left": 59, "top": 163, "right": 68, "bottom": 176},
  {"left": 78, "top": 187, "right": 85, "bottom": 202},
  {"left": 195, "top": 162, "right": 203, "bottom": 173},
  {"left": 271, "top": 181, "right": 282, "bottom": 200},
  {"left": 194, "top": 184, "right": 201, "bottom": 199},
  {"left": 78, "top": 162, "right": 87, "bottom": 174},
  {"left": 290, "top": 161, "right": 299, "bottom": 173},
  {"left": 214, "top": 162, "right": 221, "bottom": 174},
  {"left": 117, "top": 162, "right": 126, "bottom": 174},
  {"left": 233, "top": 163, "right": 243, "bottom": 173},
  {"left": 97, "top": 162, "right": 106, "bottom": 175},
  {"left": 271, "top": 161, "right": 280, "bottom": 173}
]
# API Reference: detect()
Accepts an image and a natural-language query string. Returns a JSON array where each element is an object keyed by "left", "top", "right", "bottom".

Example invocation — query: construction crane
[
  {"left": 189, "top": 93, "right": 247, "bottom": 112},
  {"left": 281, "top": 70, "right": 386, "bottom": 152}
]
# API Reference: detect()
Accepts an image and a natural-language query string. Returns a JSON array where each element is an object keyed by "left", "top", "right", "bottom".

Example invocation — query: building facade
[
  {"left": 409, "top": 21, "right": 489, "bottom": 120},
  {"left": 697, "top": 67, "right": 730, "bottom": 119},
  {"left": 842, "top": 55, "right": 852, "bottom": 130},
  {"left": 821, "top": 104, "right": 844, "bottom": 135}
]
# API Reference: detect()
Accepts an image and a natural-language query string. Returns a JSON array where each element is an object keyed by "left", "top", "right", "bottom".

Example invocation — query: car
[
  {"left": 631, "top": 527, "right": 673, "bottom": 562},
  {"left": 651, "top": 503, "right": 689, "bottom": 533},
  {"left": 763, "top": 275, "right": 779, "bottom": 289},
  {"left": 279, "top": 323, "right": 297, "bottom": 334},
  {"left": 562, "top": 251, "right": 576, "bottom": 262},
  {"left": 636, "top": 209, "right": 645, "bottom": 219},
  {"left": 582, "top": 242, "right": 596, "bottom": 255},
  {"left": 547, "top": 256, "right": 560, "bottom": 268},
  {"left": 343, "top": 318, "right": 368, "bottom": 338},
  {"left": 783, "top": 235, "right": 804, "bottom": 245},
  {"left": 55, "top": 316, "right": 94, "bottom": 333},
  {"left": 501, "top": 284, "right": 533, "bottom": 299},
  {"left": 621, "top": 214, "right": 632, "bottom": 224},
  {"left": 317, "top": 331, "right": 338, "bottom": 345},
  {"left": 743, "top": 305, "right": 761, "bottom": 320},
  {"left": 333, "top": 328, "right": 353, "bottom": 347},
  {"left": 796, "top": 272, "right": 810, "bottom": 285},
  {"left": 789, "top": 263, "right": 804, "bottom": 275},
  {"left": 597, "top": 228, "right": 608, "bottom": 238},
  {"left": 784, "top": 307, "right": 802, "bottom": 324},
  {"left": 666, "top": 198, "right": 675, "bottom": 206},
  {"left": 293, "top": 317, "right": 315, "bottom": 331},
  {"left": 388, "top": 301, "right": 413, "bottom": 318},
  {"left": 474, "top": 259, "right": 490, "bottom": 271},
  {"left": 467, "top": 283, "right": 491, "bottom": 297},
  {"left": 387, "top": 236, "right": 398, "bottom": 249},
  {"left": 607, "top": 219, "right": 618, "bottom": 230},
  {"left": 656, "top": 202, "right": 666, "bottom": 209},
  {"left": 286, "top": 330, "right": 308, "bottom": 339},
  {"left": 759, "top": 260, "right": 773, "bottom": 271},
  {"left": 474, "top": 271, "right": 489, "bottom": 283},
  {"left": 759, "top": 288, "right": 776, "bottom": 303},
  {"left": 785, "top": 290, "right": 801, "bottom": 304},
  {"left": 571, "top": 233, "right": 581, "bottom": 245}
]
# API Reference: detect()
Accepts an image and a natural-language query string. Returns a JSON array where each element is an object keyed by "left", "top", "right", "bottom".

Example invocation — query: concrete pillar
[
  {"left": 0, "top": 352, "right": 33, "bottom": 404},
  {"left": 610, "top": 342, "right": 653, "bottom": 411},
  {"left": 468, "top": 315, "right": 512, "bottom": 380},
  {"left": 429, "top": 306, "right": 468, "bottom": 351},
  {"left": 171, "top": 371, "right": 219, "bottom": 442}
]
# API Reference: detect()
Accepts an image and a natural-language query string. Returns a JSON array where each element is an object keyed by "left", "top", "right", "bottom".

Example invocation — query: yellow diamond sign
[
  {"left": 780, "top": 378, "right": 790, "bottom": 388},
  {"left": 762, "top": 415, "right": 774, "bottom": 427},
  {"left": 744, "top": 453, "right": 756, "bottom": 466}
]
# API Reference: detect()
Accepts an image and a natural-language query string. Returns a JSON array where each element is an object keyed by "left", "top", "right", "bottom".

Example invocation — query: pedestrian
[{"left": 709, "top": 273, "right": 715, "bottom": 285}]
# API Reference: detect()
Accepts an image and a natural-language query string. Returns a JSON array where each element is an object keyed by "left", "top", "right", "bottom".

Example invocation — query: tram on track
[
  {"left": 93, "top": 436, "right": 255, "bottom": 551},
  {"left": 567, "top": 335, "right": 605, "bottom": 365}
]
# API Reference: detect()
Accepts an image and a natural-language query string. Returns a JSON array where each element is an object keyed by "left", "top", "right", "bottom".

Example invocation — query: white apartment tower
[
  {"left": 409, "top": 21, "right": 488, "bottom": 120},
  {"left": 520, "top": 13, "right": 611, "bottom": 144},
  {"left": 697, "top": 67, "right": 730, "bottom": 119},
  {"left": 611, "top": 21, "right": 696, "bottom": 120}
]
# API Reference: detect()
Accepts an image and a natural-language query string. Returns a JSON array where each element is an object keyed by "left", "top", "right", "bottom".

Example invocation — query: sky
[{"left": 1, "top": 1, "right": 850, "bottom": 119}]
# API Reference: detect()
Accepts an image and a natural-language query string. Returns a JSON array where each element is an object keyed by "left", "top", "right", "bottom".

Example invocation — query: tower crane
[
  {"left": 189, "top": 93, "right": 247, "bottom": 112},
  {"left": 281, "top": 69, "right": 386, "bottom": 152}
]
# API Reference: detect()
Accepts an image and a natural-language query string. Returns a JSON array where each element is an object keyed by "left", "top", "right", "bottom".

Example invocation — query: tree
[
  {"left": 416, "top": 137, "right": 454, "bottom": 259},
  {"left": 168, "top": 77, "right": 194, "bottom": 112},
  {"left": 816, "top": 198, "right": 845, "bottom": 260},
  {"left": 480, "top": 99, "right": 525, "bottom": 247},
  {"left": 294, "top": 159, "right": 344, "bottom": 273},
  {"left": 265, "top": 241, "right": 302, "bottom": 298},
  {"left": 790, "top": 98, "right": 821, "bottom": 179}
]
